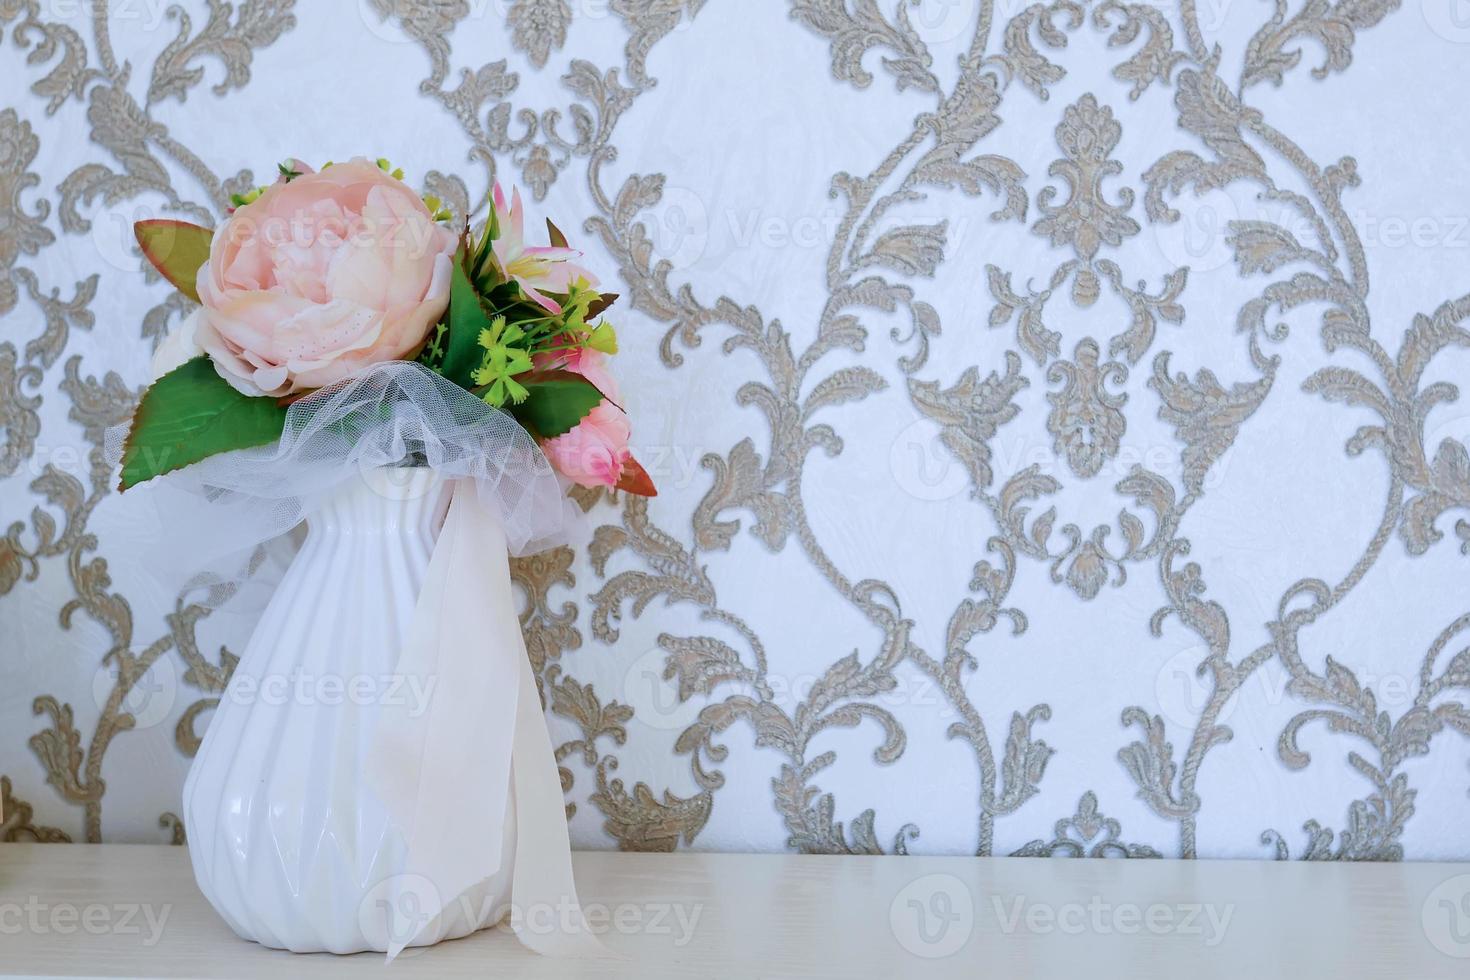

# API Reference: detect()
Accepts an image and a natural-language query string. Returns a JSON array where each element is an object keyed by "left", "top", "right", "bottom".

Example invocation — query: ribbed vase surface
[{"left": 182, "top": 468, "right": 515, "bottom": 953}]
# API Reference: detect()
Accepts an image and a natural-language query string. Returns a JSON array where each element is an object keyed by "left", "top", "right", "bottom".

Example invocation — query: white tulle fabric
[{"left": 107, "top": 359, "right": 572, "bottom": 599}]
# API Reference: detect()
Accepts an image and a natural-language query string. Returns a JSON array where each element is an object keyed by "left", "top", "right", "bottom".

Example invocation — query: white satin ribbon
[{"left": 368, "top": 478, "right": 600, "bottom": 961}]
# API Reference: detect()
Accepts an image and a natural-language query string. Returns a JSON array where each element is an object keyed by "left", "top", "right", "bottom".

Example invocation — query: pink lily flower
[{"left": 492, "top": 183, "right": 597, "bottom": 313}]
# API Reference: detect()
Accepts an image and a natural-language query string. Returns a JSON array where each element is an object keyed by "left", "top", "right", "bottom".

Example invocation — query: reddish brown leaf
[
  {"left": 587, "top": 292, "right": 619, "bottom": 319},
  {"left": 615, "top": 456, "right": 657, "bottom": 497}
]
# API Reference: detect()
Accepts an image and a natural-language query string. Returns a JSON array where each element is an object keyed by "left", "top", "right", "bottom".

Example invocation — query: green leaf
[
  {"left": 119, "top": 357, "right": 287, "bottom": 491},
  {"left": 507, "top": 370, "right": 606, "bottom": 439},
  {"left": 546, "top": 217, "right": 569, "bottom": 248},
  {"left": 483, "top": 282, "right": 542, "bottom": 321},
  {"left": 437, "top": 247, "right": 492, "bottom": 388},
  {"left": 134, "top": 220, "right": 212, "bottom": 303}
]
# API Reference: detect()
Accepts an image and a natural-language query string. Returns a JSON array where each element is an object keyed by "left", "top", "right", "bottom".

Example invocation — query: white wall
[{"left": 2, "top": 0, "right": 1468, "bottom": 859}]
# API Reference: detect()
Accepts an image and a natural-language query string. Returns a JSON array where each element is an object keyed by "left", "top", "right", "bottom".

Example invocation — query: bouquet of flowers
[
  {"left": 114, "top": 158, "right": 642, "bottom": 959},
  {"left": 123, "top": 156, "right": 654, "bottom": 498}
]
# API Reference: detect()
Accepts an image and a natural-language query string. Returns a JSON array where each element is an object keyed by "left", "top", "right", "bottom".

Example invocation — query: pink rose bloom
[
  {"left": 195, "top": 158, "right": 457, "bottom": 397},
  {"left": 535, "top": 341, "right": 630, "bottom": 487},
  {"left": 541, "top": 401, "right": 632, "bottom": 488},
  {"left": 491, "top": 183, "right": 596, "bottom": 314}
]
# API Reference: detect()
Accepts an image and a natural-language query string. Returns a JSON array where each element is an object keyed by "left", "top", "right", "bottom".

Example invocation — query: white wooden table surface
[{"left": 2, "top": 844, "right": 1469, "bottom": 978}]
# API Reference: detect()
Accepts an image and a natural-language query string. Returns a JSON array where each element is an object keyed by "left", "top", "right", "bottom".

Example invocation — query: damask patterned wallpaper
[{"left": 2, "top": 0, "right": 1468, "bottom": 862}]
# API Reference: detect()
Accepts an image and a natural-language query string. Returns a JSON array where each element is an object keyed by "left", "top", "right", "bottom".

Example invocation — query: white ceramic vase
[{"left": 181, "top": 468, "right": 515, "bottom": 954}]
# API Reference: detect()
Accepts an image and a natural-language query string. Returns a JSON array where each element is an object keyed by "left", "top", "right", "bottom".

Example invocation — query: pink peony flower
[
  {"left": 194, "top": 158, "right": 457, "bottom": 398},
  {"left": 491, "top": 183, "right": 596, "bottom": 314}
]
